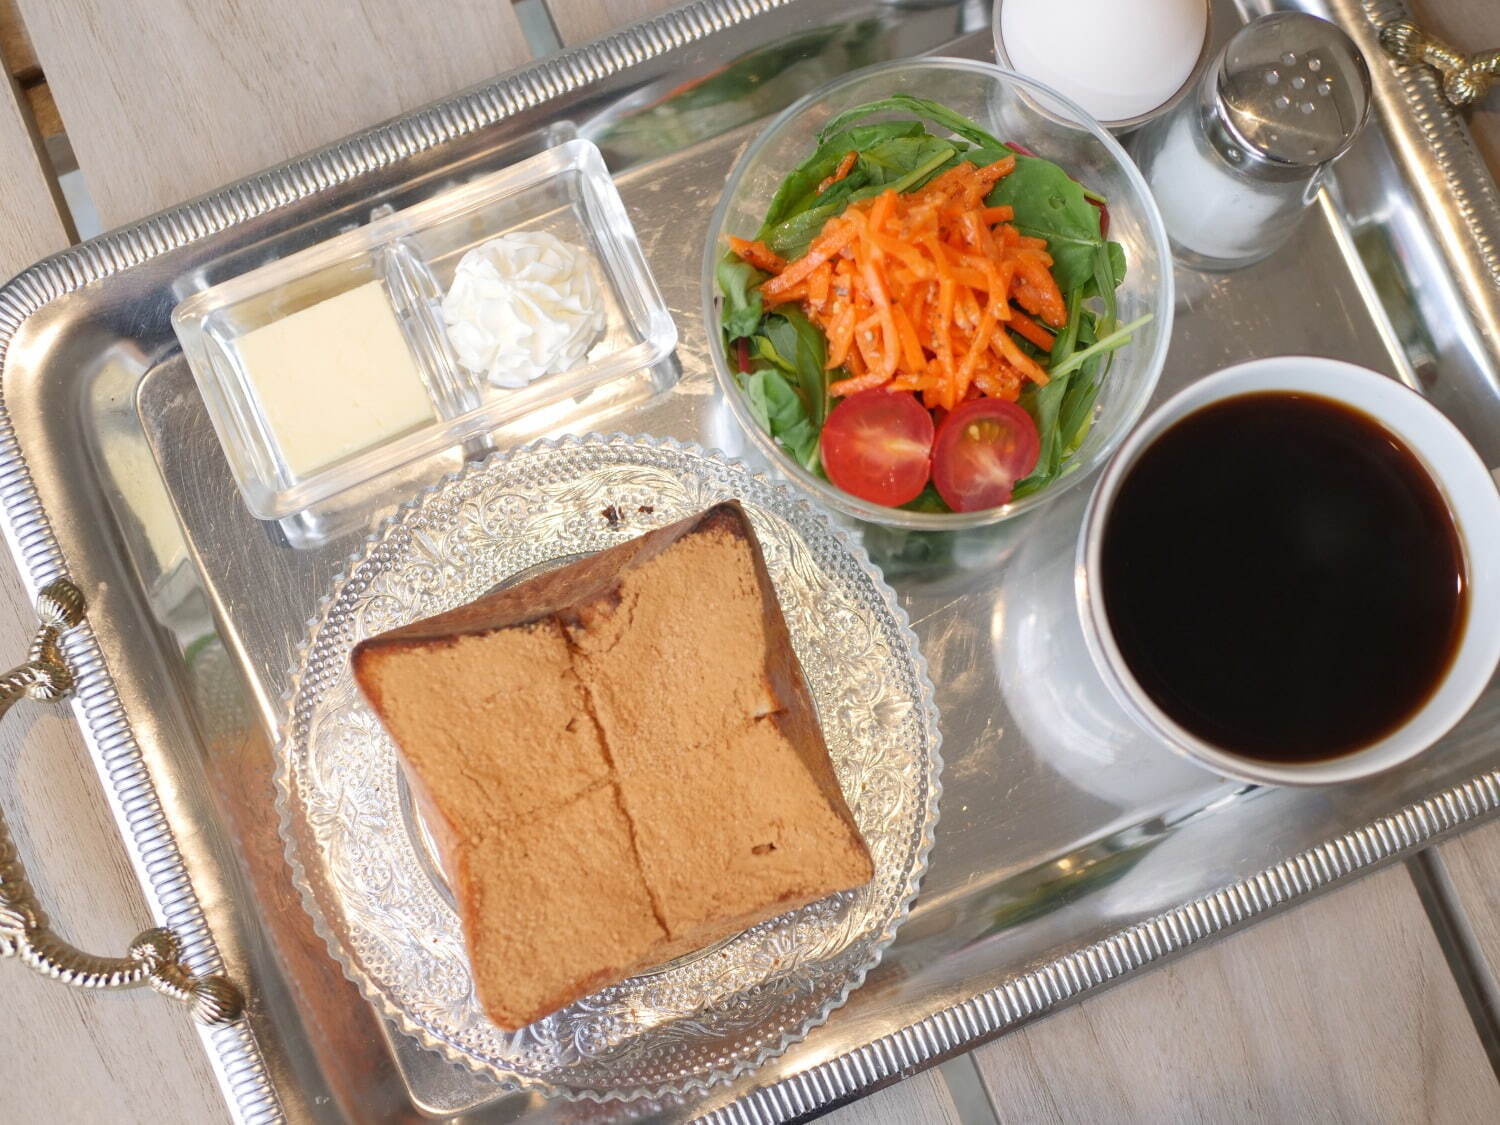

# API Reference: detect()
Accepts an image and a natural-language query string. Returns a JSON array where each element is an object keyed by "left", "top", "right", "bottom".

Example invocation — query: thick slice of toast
[{"left": 352, "top": 502, "right": 873, "bottom": 1030}]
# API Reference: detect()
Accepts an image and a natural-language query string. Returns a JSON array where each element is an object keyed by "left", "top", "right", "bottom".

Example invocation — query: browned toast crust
[{"left": 352, "top": 503, "right": 871, "bottom": 1030}]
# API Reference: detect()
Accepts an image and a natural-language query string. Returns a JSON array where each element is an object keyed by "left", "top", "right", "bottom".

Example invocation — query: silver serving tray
[{"left": 0, "top": 0, "right": 1496, "bottom": 1122}]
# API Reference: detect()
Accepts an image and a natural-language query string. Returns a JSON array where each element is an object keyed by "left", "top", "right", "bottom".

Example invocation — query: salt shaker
[{"left": 1130, "top": 12, "right": 1371, "bottom": 270}]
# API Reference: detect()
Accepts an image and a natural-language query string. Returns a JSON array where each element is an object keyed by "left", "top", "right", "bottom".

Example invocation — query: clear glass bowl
[{"left": 701, "top": 58, "right": 1175, "bottom": 530}]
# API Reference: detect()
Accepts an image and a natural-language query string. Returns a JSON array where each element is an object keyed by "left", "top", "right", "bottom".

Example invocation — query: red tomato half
[
  {"left": 820, "top": 390, "right": 934, "bottom": 506},
  {"left": 931, "top": 399, "right": 1040, "bottom": 512}
]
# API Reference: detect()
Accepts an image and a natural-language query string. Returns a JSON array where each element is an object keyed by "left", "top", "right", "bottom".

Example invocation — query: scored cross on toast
[{"left": 351, "top": 502, "right": 873, "bottom": 1031}]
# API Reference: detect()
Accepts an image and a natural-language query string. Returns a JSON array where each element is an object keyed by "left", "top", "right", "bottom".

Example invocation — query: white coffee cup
[{"left": 1076, "top": 357, "right": 1500, "bottom": 786}]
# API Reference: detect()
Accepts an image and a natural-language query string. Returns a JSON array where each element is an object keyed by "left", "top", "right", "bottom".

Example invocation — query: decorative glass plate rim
[{"left": 271, "top": 432, "right": 944, "bottom": 1102}]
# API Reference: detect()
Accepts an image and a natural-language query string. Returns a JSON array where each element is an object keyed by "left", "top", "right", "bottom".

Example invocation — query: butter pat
[{"left": 235, "top": 281, "right": 433, "bottom": 476}]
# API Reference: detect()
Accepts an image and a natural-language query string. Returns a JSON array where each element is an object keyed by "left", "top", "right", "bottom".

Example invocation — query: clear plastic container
[{"left": 174, "top": 139, "right": 676, "bottom": 521}]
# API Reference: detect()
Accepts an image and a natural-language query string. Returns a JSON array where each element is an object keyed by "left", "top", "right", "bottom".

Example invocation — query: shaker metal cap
[{"left": 1216, "top": 11, "right": 1371, "bottom": 166}]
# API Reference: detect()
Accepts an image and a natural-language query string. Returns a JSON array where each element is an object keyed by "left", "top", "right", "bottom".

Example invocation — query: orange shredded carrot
[
  {"left": 808, "top": 261, "right": 832, "bottom": 309},
  {"left": 824, "top": 304, "right": 857, "bottom": 369},
  {"left": 726, "top": 236, "right": 786, "bottom": 274},
  {"left": 1008, "top": 308, "right": 1055, "bottom": 351},
  {"left": 829, "top": 371, "right": 888, "bottom": 397},
  {"left": 744, "top": 157, "right": 1065, "bottom": 407},
  {"left": 892, "top": 304, "right": 925, "bottom": 372},
  {"left": 868, "top": 188, "right": 897, "bottom": 234},
  {"left": 1012, "top": 255, "right": 1067, "bottom": 327},
  {"left": 817, "top": 151, "right": 858, "bottom": 194},
  {"left": 994, "top": 326, "right": 1050, "bottom": 386},
  {"left": 762, "top": 216, "right": 861, "bottom": 300}
]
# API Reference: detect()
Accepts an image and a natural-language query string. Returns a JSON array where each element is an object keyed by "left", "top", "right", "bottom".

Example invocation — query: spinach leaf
[
  {"left": 757, "top": 308, "right": 831, "bottom": 426},
  {"left": 1014, "top": 379, "right": 1068, "bottom": 499},
  {"left": 819, "top": 95, "right": 1009, "bottom": 153},
  {"left": 716, "top": 253, "right": 767, "bottom": 340},
  {"left": 1090, "top": 239, "right": 1121, "bottom": 387},
  {"left": 761, "top": 121, "right": 922, "bottom": 230},
  {"left": 961, "top": 144, "right": 1012, "bottom": 170},
  {"left": 859, "top": 134, "right": 958, "bottom": 186},
  {"left": 1055, "top": 315, "right": 1102, "bottom": 460},
  {"left": 739, "top": 368, "right": 772, "bottom": 433},
  {"left": 1011, "top": 287, "right": 1085, "bottom": 499},
  {"left": 1012, "top": 309, "right": 1149, "bottom": 498},
  {"left": 745, "top": 367, "right": 821, "bottom": 472},
  {"left": 1058, "top": 367, "right": 1103, "bottom": 457},
  {"left": 1081, "top": 239, "right": 1125, "bottom": 332},
  {"left": 1045, "top": 313, "right": 1151, "bottom": 381},
  {"left": 901, "top": 484, "right": 952, "bottom": 514},
  {"left": 1103, "top": 240, "right": 1127, "bottom": 290},
  {"left": 985, "top": 155, "right": 1103, "bottom": 292},
  {"left": 761, "top": 142, "right": 956, "bottom": 256}
]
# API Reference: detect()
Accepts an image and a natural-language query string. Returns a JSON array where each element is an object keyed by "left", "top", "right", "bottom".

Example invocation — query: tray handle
[
  {"left": 1380, "top": 20, "right": 1499, "bottom": 108},
  {"left": 0, "top": 580, "right": 243, "bottom": 1026}
]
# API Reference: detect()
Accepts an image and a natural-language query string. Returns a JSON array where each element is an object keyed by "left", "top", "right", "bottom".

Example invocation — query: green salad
[{"left": 717, "top": 95, "right": 1150, "bottom": 513}]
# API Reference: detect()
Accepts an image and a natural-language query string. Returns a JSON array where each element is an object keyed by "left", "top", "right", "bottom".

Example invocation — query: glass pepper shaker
[{"left": 1130, "top": 11, "right": 1372, "bottom": 271}]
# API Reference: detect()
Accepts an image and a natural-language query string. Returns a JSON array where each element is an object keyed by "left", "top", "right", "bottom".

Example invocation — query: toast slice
[{"left": 352, "top": 502, "right": 872, "bottom": 1030}]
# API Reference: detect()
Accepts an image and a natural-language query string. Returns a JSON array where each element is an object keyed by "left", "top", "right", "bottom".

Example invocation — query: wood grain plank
[
  {"left": 0, "top": 0, "right": 39, "bottom": 80},
  {"left": 0, "top": 668, "right": 226, "bottom": 1125},
  {"left": 16, "top": 0, "right": 534, "bottom": 229},
  {"left": 1437, "top": 820, "right": 1500, "bottom": 1000},
  {"left": 973, "top": 864, "right": 1500, "bottom": 1124},
  {"left": 547, "top": 0, "right": 680, "bottom": 48},
  {"left": 0, "top": 64, "right": 224, "bottom": 1125},
  {"left": 823, "top": 1067, "right": 964, "bottom": 1125},
  {"left": 0, "top": 71, "right": 65, "bottom": 276}
]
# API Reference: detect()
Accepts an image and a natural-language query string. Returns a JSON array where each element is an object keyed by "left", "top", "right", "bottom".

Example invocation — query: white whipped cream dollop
[{"left": 441, "top": 231, "right": 605, "bottom": 388}]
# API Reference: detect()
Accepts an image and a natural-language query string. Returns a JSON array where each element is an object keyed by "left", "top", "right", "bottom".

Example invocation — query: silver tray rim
[
  {"left": 272, "top": 432, "right": 944, "bottom": 1102},
  {"left": 0, "top": 1, "right": 1496, "bottom": 1123}
]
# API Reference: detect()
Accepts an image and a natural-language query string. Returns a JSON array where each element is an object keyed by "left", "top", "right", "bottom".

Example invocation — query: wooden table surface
[{"left": 1, "top": 1, "right": 1498, "bottom": 1122}]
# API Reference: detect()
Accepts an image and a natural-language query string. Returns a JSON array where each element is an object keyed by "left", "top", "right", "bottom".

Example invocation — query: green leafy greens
[
  {"left": 987, "top": 155, "right": 1108, "bottom": 293},
  {"left": 717, "top": 94, "right": 1148, "bottom": 509},
  {"left": 716, "top": 254, "right": 767, "bottom": 341}
]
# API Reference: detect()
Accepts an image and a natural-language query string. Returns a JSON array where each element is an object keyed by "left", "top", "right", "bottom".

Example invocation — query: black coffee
[{"left": 1100, "top": 392, "right": 1466, "bottom": 762}]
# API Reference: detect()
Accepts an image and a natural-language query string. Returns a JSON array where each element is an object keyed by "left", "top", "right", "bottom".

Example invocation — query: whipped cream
[{"left": 441, "top": 231, "right": 605, "bottom": 388}]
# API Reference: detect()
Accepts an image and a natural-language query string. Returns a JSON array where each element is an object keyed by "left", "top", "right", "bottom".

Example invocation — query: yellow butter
[{"left": 236, "top": 281, "right": 434, "bottom": 477}]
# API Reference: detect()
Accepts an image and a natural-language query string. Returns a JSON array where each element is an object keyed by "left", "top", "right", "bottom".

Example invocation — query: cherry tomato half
[
  {"left": 820, "top": 390, "right": 934, "bottom": 507},
  {"left": 931, "top": 399, "right": 1040, "bottom": 512}
]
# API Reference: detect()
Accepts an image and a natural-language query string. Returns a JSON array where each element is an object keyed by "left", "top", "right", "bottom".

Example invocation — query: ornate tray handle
[
  {"left": 1381, "top": 20, "right": 1500, "bottom": 108},
  {"left": 0, "top": 580, "right": 243, "bottom": 1026}
]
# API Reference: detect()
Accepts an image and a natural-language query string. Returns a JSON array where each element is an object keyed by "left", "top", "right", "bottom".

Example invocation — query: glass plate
[{"left": 273, "top": 434, "right": 942, "bottom": 1100}]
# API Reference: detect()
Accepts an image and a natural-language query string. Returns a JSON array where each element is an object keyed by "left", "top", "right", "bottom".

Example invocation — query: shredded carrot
[
  {"left": 1008, "top": 308, "right": 1055, "bottom": 351},
  {"left": 817, "top": 151, "right": 858, "bottom": 194},
  {"left": 892, "top": 304, "right": 926, "bottom": 372},
  {"left": 730, "top": 159, "right": 1065, "bottom": 409},
  {"left": 808, "top": 261, "right": 832, "bottom": 310},
  {"left": 726, "top": 236, "right": 786, "bottom": 274},
  {"left": 829, "top": 371, "right": 888, "bottom": 397},
  {"left": 1012, "top": 254, "right": 1067, "bottom": 327},
  {"left": 761, "top": 217, "right": 860, "bottom": 300},
  {"left": 824, "top": 304, "right": 857, "bottom": 369}
]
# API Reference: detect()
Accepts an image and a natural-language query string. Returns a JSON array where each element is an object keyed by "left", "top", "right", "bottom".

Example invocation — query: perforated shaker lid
[{"left": 1215, "top": 11, "right": 1371, "bottom": 166}]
